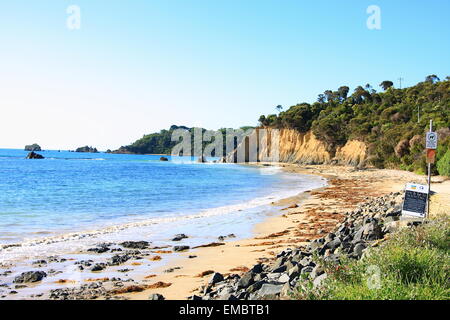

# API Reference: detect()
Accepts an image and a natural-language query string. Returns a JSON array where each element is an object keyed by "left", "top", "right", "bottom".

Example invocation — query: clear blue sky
[{"left": 1, "top": 0, "right": 449, "bottom": 150}]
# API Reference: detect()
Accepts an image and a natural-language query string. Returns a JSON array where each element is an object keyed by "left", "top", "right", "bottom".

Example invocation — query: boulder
[
  {"left": 173, "top": 245, "right": 190, "bottom": 252},
  {"left": 14, "top": 271, "right": 47, "bottom": 283},
  {"left": 236, "top": 272, "right": 254, "bottom": 289},
  {"left": 171, "top": 234, "right": 188, "bottom": 241},
  {"left": 160, "top": 157, "right": 169, "bottom": 161},
  {"left": 91, "top": 263, "right": 107, "bottom": 272},
  {"left": 256, "top": 283, "right": 284, "bottom": 299},
  {"left": 24, "top": 144, "right": 41, "bottom": 151},
  {"left": 120, "top": 241, "right": 150, "bottom": 249},
  {"left": 313, "top": 273, "right": 328, "bottom": 288},
  {"left": 149, "top": 293, "right": 165, "bottom": 300},
  {"left": 209, "top": 272, "right": 224, "bottom": 285},
  {"left": 26, "top": 152, "right": 44, "bottom": 159},
  {"left": 251, "top": 264, "right": 263, "bottom": 273}
]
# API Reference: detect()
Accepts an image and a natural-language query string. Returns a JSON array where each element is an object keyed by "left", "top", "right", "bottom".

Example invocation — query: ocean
[{"left": 0, "top": 148, "right": 326, "bottom": 297}]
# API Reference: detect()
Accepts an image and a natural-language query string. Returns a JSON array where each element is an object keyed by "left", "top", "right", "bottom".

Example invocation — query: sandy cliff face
[{"left": 226, "top": 128, "right": 367, "bottom": 166}]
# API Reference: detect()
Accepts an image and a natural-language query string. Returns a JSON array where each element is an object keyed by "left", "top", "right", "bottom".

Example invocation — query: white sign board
[
  {"left": 426, "top": 132, "right": 438, "bottom": 149},
  {"left": 402, "top": 183, "right": 429, "bottom": 218}
]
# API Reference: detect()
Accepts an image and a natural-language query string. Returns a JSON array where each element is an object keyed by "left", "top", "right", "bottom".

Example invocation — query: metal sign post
[{"left": 425, "top": 120, "right": 437, "bottom": 218}]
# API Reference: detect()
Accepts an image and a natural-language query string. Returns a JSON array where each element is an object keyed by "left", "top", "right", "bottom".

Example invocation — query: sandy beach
[{"left": 118, "top": 164, "right": 450, "bottom": 300}]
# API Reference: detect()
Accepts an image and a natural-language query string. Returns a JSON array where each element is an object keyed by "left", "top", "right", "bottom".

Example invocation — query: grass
[{"left": 295, "top": 216, "right": 450, "bottom": 300}]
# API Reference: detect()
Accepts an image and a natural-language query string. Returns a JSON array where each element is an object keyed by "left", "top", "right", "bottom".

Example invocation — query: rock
[
  {"left": 75, "top": 146, "right": 98, "bottom": 153},
  {"left": 288, "top": 265, "right": 300, "bottom": 280},
  {"left": 91, "top": 263, "right": 107, "bottom": 272},
  {"left": 301, "top": 266, "right": 313, "bottom": 275},
  {"left": 173, "top": 245, "right": 190, "bottom": 252},
  {"left": 256, "top": 283, "right": 284, "bottom": 299},
  {"left": 325, "top": 238, "right": 342, "bottom": 251},
  {"left": 310, "top": 266, "right": 324, "bottom": 279},
  {"left": 87, "top": 245, "right": 110, "bottom": 254},
  {"left": 236, "top": 272, "right": 254, "bottom": 289},
  {"left": 353, "top": 243, "right": 367, "bottom": 258},
  {"left": 159, "top": 157, "right": 169, "bottom": 161},
  {"left": 26, "top": 152, "right": 44, "bottom": 159},
  {"left": 278, "top": 273, "right": 290, "bottom": 283},
  {"left": 171, "top": 234, "right": 188, "bottom": 241},
  {"left": 209, "top": 273, "right": 224, "bottom": 285},
  {"left": 280, "top": 282, "right": 292, "bottom": 297},
  {"left": 271, "top": 265, "right": 287, "bottom": 273},
  {"left": 251, "top": 264, "right": 263, "bottom": 273},
  {"left": 14, "top": 271, "right": 47, "bottom": 283},
  {"left": 313, "top": 273, "right": 328, "bottom": 288},
  {"left": 362, "top": 220, "right": 383, "bottom": 240},
  {"left": 149, "top": 293, "right": 165, "bottom": 300},
  {"left": 120, "top": 241, "right": 150, "bottom": 249},
  {"left": 24, "top": 144, "right": 41, "bottom": 151},
  {"left": 109, "top": 254, "right": 131, "bottom": 266}
]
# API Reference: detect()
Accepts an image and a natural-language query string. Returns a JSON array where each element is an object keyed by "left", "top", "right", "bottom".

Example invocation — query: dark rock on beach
[
  {"left": 173, "top": 245, "right": 190, "bottom": 252},
  {"left": 14, "top": 271, "right": 47, "bottom": 283},
  {"left": 120, "top": 241, "right": 150, "bottom": 249},
  {"left": 172, "top": 234, "right": 188, "bottom": 241},
  {"left": 149, "top": 293, "right": 165, "bottom": 300}
]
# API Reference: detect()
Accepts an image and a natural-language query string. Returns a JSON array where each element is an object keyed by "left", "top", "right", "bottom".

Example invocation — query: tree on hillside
[
  {"left": 425, "top": 74, "right": 440, "bottom": 83},
  {"left": 317, "top": 94, "right": 326, "bottom": 103},
  {"left": 276, "top": 105, "right": 283, "bottom": 113},
  {"left": 379, "top": 80, "right": 394, "bottom": 90},
  {"left": 324, "top": 90, "right": 334, "bottom": 102},
  {"left": 337, "top": 86, "right": 350, "bottom": 101}
]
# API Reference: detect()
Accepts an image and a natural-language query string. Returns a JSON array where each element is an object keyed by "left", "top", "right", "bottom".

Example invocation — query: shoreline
[
  {"left": 1, "top": 164, "right": 448, "bottom": 300},
  {"left": 119, "top": 164, "right": 449, "bottom": 300}
]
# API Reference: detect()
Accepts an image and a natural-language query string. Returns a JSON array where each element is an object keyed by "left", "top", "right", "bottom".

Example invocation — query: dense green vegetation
[
  {"left": 296, "top": 217, "right": 450, "bottom": 300},
  {"left": 114, "top": 125, "right": 254, "bottom": 156},
  {"left": 259, "top": 75, "right": 450, "bottom": 175}
]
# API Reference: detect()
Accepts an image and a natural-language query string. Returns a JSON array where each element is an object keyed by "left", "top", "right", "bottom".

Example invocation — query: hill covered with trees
[
  {"left": 258, "top": 75, "right": 450, "bottom": 175},
  {"left": 112, "top": 125, "right": 254, "bottom": 156}
]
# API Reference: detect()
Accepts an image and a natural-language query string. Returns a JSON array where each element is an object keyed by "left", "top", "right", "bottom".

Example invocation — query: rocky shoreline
[{"left": 187, "top": 191, "right": 414, "bottom": 300}]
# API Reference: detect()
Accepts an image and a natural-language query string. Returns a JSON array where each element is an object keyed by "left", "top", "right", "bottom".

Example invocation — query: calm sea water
[{"left": 0, "top": 149, "right": 325, "bottom": 245}]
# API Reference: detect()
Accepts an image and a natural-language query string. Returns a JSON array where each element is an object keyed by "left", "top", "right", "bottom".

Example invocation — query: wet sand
[{"left": 122, "top": 164, "right": 449, "bottom": 300}]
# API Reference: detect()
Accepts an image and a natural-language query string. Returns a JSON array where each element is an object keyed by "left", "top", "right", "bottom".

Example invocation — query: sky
[{"left": 0, "top": 0, "right": 449, "bottom": 150}]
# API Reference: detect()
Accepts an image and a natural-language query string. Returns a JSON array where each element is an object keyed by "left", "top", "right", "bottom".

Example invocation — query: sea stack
[
  {"left": 26, "top": 151, "right": 45, "bottom": 159},
  {"left": 75, "top": 146, "right": 99, "bottom": 153},
  {"left": 24, "top": 144, "right": 41, "bottom": 152}
]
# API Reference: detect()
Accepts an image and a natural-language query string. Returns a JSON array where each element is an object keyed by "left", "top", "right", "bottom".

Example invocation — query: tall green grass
[{"left": 295, "top": 216, "right": 450, "bottom": 300}]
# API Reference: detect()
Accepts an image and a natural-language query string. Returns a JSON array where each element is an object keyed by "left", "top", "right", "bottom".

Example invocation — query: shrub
[
  {"left": 295, "top": 217, "right": 450, "bottom": 300},
  {"left": 437, "top": 149, "right": 450, "bottom": 176}
]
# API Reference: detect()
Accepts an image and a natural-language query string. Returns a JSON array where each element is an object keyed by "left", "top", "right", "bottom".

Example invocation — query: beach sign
[
  {"left": 401, "top": 183, "right": 429, "bottom": 218},
  {"left": 426, "top": 132, "right": 438, "bottom": 149}
]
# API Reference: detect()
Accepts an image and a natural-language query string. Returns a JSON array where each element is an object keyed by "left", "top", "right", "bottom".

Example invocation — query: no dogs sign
[{"left": 426, "top": 132, "right": 438, "bottom": 149}]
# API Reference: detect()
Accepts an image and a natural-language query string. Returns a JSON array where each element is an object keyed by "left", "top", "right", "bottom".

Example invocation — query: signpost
[
  {"left": 402, "top": 120, "right": 438, "bottom": 219},
  {"left": 425, "top": 120, "right": 437, "bottom": 217},
  {"left": 401, "top": 183, "right": 429, "bottom": 218}
]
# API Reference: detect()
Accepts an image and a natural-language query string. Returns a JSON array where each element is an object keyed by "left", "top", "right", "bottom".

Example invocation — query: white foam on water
[{"left": 0, "top": 171, "right": 327, "bottom": 266}]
